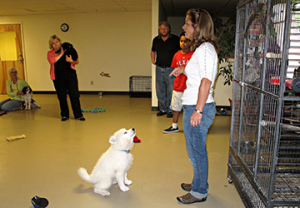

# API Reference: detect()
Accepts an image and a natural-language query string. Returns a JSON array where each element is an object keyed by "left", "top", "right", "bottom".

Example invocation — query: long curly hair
[{"left": 186, "top": 8, "right": 219, "bottom": 53}]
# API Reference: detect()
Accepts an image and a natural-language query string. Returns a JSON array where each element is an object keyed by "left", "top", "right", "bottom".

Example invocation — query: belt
[{"left": 157, "top": 65, "right": 171, "bottom": 68}]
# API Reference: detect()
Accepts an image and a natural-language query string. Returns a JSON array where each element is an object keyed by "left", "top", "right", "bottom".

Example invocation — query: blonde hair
[
  {"left": 186, "top": 8, "right": 219, "bottom": 52},
  {"left": 8, "top": 67, "right": 17, "bottom": 74},
  {"left": 48, "top": 35, "right": 61, "bottom": 50}
]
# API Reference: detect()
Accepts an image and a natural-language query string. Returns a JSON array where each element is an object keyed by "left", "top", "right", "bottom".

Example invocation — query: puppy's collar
[{"left": 122, "top": 150, "right": 130, "bottom": 153}]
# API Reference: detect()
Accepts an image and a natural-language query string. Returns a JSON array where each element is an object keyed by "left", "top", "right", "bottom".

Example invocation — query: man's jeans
[{"left": 155, "top": 66, "right": 174, "bottom": 112}]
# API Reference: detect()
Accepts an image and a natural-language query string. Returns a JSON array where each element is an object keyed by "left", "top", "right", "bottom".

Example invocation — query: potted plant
[{"left": 213, "top": 13, "right": 236, "bottom": 86}]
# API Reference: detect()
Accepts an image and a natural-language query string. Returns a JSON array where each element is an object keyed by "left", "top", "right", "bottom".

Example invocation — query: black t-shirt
[{"left": 151, "top": 34, "right": 180, "bottom": 67}]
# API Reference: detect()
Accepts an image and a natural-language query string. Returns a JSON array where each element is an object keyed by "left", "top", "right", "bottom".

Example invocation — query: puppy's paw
[
  {"left": 125, "top": 180, "right": 132, "bottom": 185},
  {"left": 120, "top": 186, "right": 130, "bottom": 192},
  {"left": 94, "top": 188, "right": 110, "bottom": 196}
]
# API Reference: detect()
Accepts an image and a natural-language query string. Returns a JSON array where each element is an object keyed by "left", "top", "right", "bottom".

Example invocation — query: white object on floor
[{"left": 7, "top": 134, "right": 26, "bottom": 141}]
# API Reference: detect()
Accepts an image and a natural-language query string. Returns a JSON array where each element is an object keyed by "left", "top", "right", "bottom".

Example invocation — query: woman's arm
[
  {"left": 6, "top": 80, "right": 15, "bottom": 98},
  {"left": 190, "top": 78, "right": 211, "bottom": 127},
  {"left": 6, "top": 79, "right": 24, "bottom": 97},
  {"left": 66, "top": 55, "right": 79, "bottom": 65},
  {"left": 170, "top": 66, "right": 185, "bottom": 76},
  {"left": 18, "top": 79, "right": 30, "bottom": 95},
  {"left": 190, "top": 43, "right": 216, "bottom": 127},
  {"left": 47, "top": 48, "right": 64, "bottom": 64}
]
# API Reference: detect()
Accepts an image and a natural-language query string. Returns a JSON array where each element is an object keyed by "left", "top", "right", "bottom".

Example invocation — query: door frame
[{"left": 0, "top": 22, "right": 26, "bottom": 94}]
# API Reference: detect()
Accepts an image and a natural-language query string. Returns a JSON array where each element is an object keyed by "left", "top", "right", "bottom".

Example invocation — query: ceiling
[
  {"left": 160, "top": 0, "right": 238, "bottom": 17},
  {"left": 0, "top": 0, "right": 238, "bottom": 17}
]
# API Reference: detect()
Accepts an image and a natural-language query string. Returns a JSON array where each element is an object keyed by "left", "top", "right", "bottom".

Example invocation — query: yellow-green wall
[
  {"left": 0, "top": 11, "right": 151, "bottom": 91},
  {"left": 0, "top": 1, "right": 232, "bottom": 106}
]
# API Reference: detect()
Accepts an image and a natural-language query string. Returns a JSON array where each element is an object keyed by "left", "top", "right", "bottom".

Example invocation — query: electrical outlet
[{"left": 91, "top": 81, "right": 94, "bottom": 85}]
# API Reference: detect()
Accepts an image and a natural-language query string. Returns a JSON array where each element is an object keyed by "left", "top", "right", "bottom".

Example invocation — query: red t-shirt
[{"left": 171, "top": 51, "right": 194, "bottom": 92}]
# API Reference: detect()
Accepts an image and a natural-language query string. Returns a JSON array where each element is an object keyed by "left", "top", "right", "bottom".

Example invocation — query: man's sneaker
[
  {"left": 177, "top": 193, "right": 207, "bottom": 204},
  {"left": 163, "top": 126, "right": 179, "bottom": 134},
  {"left": 181, "top": 183, "right": 192, "bottom": 191},
  {"left": 157, "top": 110, "right": 167, "bottom": 116}
]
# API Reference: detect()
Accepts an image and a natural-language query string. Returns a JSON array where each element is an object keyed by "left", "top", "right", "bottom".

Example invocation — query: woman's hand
[
  {"left": 17, "top": 92, "right": 24, "bottom": 95},
  {"left": 170, "top": 67, "right": 184, "bottom": 77},
  {"left": 190, "top": 111, "right": 202, "bottom": 127},
  {"left": 54, "top": 48, "right": 64, "bottom": 62},
  {"left": 66, "top": 55, "right": 73, "bottom": 63}
]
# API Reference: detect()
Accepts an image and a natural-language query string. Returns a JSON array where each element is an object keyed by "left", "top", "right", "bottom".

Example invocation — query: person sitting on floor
[{"left": 0, "top": 67, "right": 39, "bottom": 114}]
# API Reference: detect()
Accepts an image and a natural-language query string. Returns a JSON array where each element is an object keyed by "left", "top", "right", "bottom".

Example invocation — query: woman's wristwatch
[{"left": 195, "top": 109, "right": 203, "bottom": 114}]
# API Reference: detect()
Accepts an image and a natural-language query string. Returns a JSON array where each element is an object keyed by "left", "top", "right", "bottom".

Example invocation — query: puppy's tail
[{"left": 77, "top": 168, "right": 93, "bottom": 183}]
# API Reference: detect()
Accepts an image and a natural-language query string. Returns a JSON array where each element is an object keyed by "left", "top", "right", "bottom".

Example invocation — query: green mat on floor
[{"left": 81, "top": 108, "right": 106, "bottom": 113}]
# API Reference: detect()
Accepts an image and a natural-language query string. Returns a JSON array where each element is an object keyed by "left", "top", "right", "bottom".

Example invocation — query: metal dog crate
[
  {"left": 228, "top": 0, "right": 300, "bottom": 207},
  {"left": 129, "top": 76, "right": 151, "bottom": 97}
]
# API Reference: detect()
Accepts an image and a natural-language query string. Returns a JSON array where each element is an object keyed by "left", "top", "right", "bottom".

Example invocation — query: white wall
[
  {"left": 214, "top": 59, "right": 233, "bottom": 106},
  {"left": 151, "top": 0, "right": 159, "bottom": 108},
  {"left": 0, "top": 11, "right": 151, "bottom": 92}
]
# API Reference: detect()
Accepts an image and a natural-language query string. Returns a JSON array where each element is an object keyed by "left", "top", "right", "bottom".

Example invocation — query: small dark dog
[
  {"left": 61, "top": 42, "right": 78, "bottom": 61},
  {"left": 22, "top": 86, "right": 32, "bottom": 110}
]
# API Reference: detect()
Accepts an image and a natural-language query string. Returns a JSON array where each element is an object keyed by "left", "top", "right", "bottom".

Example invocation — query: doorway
[{"left": 0, "top": 24, "right": 25, "bottom": 94}]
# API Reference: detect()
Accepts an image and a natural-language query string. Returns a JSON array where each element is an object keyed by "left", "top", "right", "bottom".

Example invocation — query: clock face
[{"left": 61, "top": 23, "right": 69, "bottom": 32}]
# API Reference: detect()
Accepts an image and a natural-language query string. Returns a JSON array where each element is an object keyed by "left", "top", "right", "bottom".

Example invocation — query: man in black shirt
[{"left": 151, "top": 21, "right": 180, "bottom": 117}]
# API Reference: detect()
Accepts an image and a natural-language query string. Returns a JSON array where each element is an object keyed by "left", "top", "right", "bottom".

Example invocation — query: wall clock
[{"left": 60, "top": 23, "right": 69, "bottom": 32}]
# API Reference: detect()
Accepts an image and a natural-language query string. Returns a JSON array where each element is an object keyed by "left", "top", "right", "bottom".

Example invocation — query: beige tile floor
[{"left": 0, "top": 94, "right": 244, "bottom": 208}]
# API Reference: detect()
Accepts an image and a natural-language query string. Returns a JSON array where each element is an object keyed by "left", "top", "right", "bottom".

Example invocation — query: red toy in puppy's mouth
[{"left": 133, "top": 136, "right": 141, "bottom": 143}]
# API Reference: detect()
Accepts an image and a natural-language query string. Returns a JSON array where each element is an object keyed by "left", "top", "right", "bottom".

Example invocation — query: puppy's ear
[{"left": 109, "top": 136, "right": 117, "bottom": 144}]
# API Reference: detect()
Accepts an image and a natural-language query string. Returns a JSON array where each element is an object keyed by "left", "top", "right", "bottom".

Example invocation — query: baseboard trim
[
  {"left": 216, "top": 105, "right": 231, "bottom": 110},
  {"left": 33, "top": 91, "right": 56, "bottom": 94},
  {"left": 152, "top": 107, "right": 159, "bottom": 111},
  {"left": 34, "top": 91, "right": 130, "bottom": 95},
  {"left": 32, "top": 92, "right": 231, "bottom": 112}
]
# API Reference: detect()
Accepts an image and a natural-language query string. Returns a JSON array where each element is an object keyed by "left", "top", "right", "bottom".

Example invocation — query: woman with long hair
[{"left": 170, "top": 8, "right": 219, "bottom": 204}]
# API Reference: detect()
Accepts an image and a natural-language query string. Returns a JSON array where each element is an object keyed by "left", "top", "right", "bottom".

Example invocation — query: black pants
[{"left": 53, "top": 69, "right": 83, "bottom": 119}]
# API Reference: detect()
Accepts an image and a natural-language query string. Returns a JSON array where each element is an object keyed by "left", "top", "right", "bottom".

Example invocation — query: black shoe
[
  {"left": 76, "top": 116, "right": 86, "bottom": 121},
  {"left": 31, "top": 195, "right": 49, "bottom": 208},
  {"left": 157, "top": 110, "right": 167, "bottom": 116},
  {"left": 167, "top": 112, "right": 173, "bottom": 118},
  {"left": 163, "top": 126, "right": 179, "bottom": 134},
  {"left": 181, "top": 183, "right": 192, "bottom": 191},
  {"left": 61, "top": 117, "right": 69, "bottom": 121}
]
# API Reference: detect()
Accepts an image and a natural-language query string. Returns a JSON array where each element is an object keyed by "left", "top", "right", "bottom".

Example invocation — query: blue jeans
[
  {"left": 183, "top": 103, "right": 216, "bottom": 197},
  {"left": 0, "top": 98, "right": 24, "bottom": 112},
  {"left": 155, "top": 66, "right": 175, "bottom": 112}
]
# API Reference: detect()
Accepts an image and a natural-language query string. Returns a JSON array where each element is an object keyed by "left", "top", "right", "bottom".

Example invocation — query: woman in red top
[{"left": 47, "top": 35, "right": 85, "bottom": 121}]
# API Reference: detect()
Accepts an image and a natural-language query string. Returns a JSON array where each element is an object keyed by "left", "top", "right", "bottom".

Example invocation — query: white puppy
[{"left": 78, "top": 128, "right": 141, "bottom": 196}]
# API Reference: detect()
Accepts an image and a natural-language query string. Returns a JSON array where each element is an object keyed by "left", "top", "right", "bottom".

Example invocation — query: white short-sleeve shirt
[{"left": 182, "top": 42, "right": 218, "bottom": 105}]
